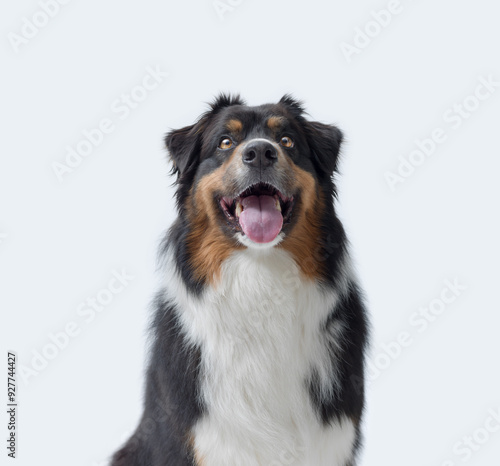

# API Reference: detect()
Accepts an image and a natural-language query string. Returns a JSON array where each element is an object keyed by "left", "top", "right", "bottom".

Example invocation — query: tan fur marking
[
  {"left": 267, "top": 116, "right": 285, "bottom": 131},
  {"left": 226, "top": 119, "right": 243, "bottom": 133},
  {"left": 193, "top": 448, "right": 206, "bottom": 466},
  {"left": 186, "top": 151, "right": 244, "bottom": 286},
  {"left": 278, "top": 165, "right": 325, "bottom": 281},
  {"left": 188, "top": 434, "right": 206, "bottom": 465}
]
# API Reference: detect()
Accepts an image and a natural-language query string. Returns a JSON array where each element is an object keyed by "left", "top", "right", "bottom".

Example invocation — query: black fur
[
  {"left": 309, "top": 283, "right": 368, "bottom": 424},
  {"left": 111, "top": 294, "right": 203, "bottom": 465}
]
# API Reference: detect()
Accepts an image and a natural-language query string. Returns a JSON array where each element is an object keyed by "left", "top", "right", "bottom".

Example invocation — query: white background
[{"left": 1, "top": 1, "right": 499, "bottom": 465}]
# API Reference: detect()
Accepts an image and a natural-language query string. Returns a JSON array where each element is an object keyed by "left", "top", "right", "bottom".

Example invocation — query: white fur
[
  {"left": 242, "top": 137, "right": 282, "bottom": 151},
  {"left": 236, "top": 231, "right": 285, "bottom": 249},
  {"left": 162, "top": 245, "right": 356, "bottom": 466}
]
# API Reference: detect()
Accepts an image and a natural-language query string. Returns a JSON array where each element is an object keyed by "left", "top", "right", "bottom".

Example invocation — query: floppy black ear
[
  {"left": 305, "top": 121, "right": 343, "bottom": 176},
  {"left": 165, "top": 93, "right": 245, "bottom": 178},
  {"left": 164, "top": 123, "right": 202, "bottom": 178}
]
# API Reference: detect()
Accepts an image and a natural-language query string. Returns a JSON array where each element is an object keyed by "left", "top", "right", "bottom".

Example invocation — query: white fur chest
[{"left": 164, "top": 247, "right": 356, "bottom": 466}]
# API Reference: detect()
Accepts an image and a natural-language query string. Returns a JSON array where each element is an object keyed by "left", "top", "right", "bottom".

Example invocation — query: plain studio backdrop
[{"left": 1, "top": 0, "right": 499, "bottom": 465}]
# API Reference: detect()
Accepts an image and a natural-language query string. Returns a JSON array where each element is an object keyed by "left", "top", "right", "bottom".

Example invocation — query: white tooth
[
  {"left": 235, "top": 201, "right": 242, "bottom": 217},
  {"left": 275, "top": 197, "right": 281, "bottom": 212}
]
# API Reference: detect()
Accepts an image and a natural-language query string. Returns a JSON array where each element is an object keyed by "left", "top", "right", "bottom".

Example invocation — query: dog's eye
[
  {"left": 280, "top": 136, "right": 294, "bottom": 148},
  {"left": 219, "top": 138, "right": 233, "bottom": 150}
]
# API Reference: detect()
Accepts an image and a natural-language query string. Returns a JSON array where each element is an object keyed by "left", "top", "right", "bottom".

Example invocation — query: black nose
[{"left": 242, "top": 140, "right": 278, "bottom": 168}]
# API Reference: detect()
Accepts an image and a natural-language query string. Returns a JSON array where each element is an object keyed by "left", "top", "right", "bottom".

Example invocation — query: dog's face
[{"left": 165, "top": 95, "right": 343, "bottom": 285}]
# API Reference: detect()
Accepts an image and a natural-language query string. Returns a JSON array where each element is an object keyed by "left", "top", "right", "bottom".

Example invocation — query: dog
[{"left": 111, "top": 94, "right": 369, "bottom": 466}]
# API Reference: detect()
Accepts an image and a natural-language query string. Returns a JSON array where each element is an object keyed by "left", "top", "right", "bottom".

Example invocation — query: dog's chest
[{"left": 171, "top": 248, "right": 355, "bottom": 465}]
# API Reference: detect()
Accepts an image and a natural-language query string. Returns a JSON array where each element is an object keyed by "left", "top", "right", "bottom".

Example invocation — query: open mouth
[{"left": 219, "top": 182, "right": 294, "bottom": 244}]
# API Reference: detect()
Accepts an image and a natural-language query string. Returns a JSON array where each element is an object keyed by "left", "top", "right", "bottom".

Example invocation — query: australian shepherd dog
[{"left": 111, "top": 94, "right": 369, "bottom": 466}]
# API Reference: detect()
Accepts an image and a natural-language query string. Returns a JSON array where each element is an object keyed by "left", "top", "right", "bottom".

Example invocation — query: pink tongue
[{"left": 239, "top": 195, "right": 283, "bottom": 243}]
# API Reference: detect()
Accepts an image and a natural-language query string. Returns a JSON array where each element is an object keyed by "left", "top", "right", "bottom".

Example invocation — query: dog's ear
[
  {"left": 279, "top": 94, "right": 305, "bottom": 117},
  {"left": 164, "top": 122, "right": 203, "bottom": 178},
  {"left": 165, "top": 93, "right": 246, "bottom": 178},
  {"left": 278, "top": 95, "right": 343, "bottom": 176},
  {"left": 305, "top": 121, "right": 343, "bottom": 176}
]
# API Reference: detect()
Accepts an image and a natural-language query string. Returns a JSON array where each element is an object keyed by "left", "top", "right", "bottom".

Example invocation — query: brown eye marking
[
  {"left": 219, "top": 137, "right": 233, "bottom": 150},
  {"left": 280, "top": 136, "right": 294, "bottom": 148},
  {"left": 226, "top": 119, "right": 243, "bottom": 133},
  {"left": 267, "top": 116, "right": 286, "bottom": 131}
]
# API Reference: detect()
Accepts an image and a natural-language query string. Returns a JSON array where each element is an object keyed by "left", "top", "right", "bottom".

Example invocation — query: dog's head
[{"left": 165, "top": 94, "right": 344, "bottom": 285}]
